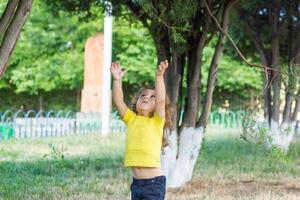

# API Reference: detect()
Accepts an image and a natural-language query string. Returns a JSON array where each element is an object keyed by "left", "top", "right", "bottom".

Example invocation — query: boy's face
[{"left": 136, "top": 89, "right": 156, "bottom": 115}]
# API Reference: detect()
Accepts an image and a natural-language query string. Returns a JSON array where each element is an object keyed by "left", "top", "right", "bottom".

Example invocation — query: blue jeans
[{"left": 130, "top": 175, "right": 166, "bottom": 200}]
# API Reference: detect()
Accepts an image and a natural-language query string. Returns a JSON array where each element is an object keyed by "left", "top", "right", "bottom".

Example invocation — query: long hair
[{"left": 130, "top": 87, "right": 173, "bottom": 149}]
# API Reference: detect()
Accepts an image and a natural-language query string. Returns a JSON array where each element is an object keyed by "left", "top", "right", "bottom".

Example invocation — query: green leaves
[
  {"left": 2, "top": 1, "right": 103, "bottom": 95},
  {"left": 113, "top": 14, "right": 156, "bottom": 86},
  {"left": 202, "top": 40, "right": 262, "bottom": 97},
  {"left": 281, "top": 63, "right": 300, "bottom": 97}
]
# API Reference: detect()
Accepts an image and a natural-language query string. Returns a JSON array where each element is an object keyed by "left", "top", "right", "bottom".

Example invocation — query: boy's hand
[
  {"left": 156, "top": 60, "right": 168, "bottom": 77},
  {"left": 110, "top": 62, "right": 126, "bottom": 80}
]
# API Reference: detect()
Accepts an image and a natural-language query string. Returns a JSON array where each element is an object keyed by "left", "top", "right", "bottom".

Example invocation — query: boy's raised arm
[
  {"left": 111, "top": 62, "right": 128, "bottom": 118},
  {"left": 155, "top": 60, "right": 168, "bottom": 119}
]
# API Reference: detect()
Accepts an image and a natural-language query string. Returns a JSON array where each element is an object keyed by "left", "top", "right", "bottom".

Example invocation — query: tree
[
  {"left": 1, "top": 0, "right": 104, "bottom": 94},
  {"left": 235, "top": 0, "right": 300, "bottom": 152},
  {"left": 46, "top": 0, "right": 238, "bottom": 187},
  {"left": 0, "top": 0, "right": 33, "bottom": 77},
  {"left": 0, "top": 1, "right": 262, "bottom": 111},
  {"left": 125, "top": 0, "right": 240, "bottom": 188}
]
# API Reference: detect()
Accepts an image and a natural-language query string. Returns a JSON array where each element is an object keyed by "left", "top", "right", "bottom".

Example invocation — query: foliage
[
  {"left": 229, "top": 0, "right": 300, "bottom": 96},
  {"left": 43, "top": 143, "right": 69, "bottom": 160},
  {"left": 1, "top": 0, "right": 104, "bottom": 94},
  {"left": 0, "top": 1, "right": 157, "bottom": 108},
  {"left": 1, "top": 0, "right": 263, "bottom": 110},
  {"left": 202, "top": 42, "right": 262, "bottom": 97},
  {"left": 229, "top": 0, "right": 300, "bottom": 152},
  {"left": 0, "top": 89, "right": 79, "bottom": 111},
  {"left": 112, "top": 12, "right": 158, "bottom": 102},
  {"left": 139, "top": 0, "right": 199, "bottom": 47},
  {"left": 241, "top": 107, "right": 290, "bottom": 162},
  {"left": 0, "top": 1, "right": 156, "bottom": 95},
  {"left": 281, "top": 61, "right": 300, "bottom": 97}
]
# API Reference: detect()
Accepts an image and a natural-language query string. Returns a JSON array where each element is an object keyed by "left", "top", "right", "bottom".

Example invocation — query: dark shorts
[{"left": 130, "top": 175, "right": 166, "bottom": 200}]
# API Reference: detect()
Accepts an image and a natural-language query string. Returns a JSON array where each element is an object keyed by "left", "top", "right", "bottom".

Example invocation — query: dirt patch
[{"left": 167, "top": 176, "right": 300, "bottom": 200}]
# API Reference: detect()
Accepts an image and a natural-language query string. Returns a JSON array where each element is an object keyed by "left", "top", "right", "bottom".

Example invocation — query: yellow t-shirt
[{"left": 122, "top": 108, "right": 165, "bottom": 167}]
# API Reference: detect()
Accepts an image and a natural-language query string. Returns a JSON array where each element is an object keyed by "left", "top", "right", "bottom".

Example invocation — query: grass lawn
[{"left": 0, "top": 128, "right": 300, "bottom": 200}]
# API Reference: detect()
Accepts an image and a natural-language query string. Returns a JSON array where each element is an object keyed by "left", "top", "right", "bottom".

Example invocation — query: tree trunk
[
  {"left": 161, "top": 129, "right": 178, "bottom": 185},
  {"left": 282, "top": 92, "right": 293, "bottom": 123},
  {"left": 267, "top": 1, "right": 300, "bottom": 151},
  {"left": 167, "top": 126, "right": 204, "bottom": 187},
  {"left": 0, "top": 0, "right": 19, "bottom": 36},
  {"left": 282, "top": 1, "right": 295, "bottom": 124},
  {"left": 292, "top": 89, "right": 300, "bottom": 122},
  {"left": 169, "top": 50, "right": 185, "bottom": 130},
  {"left": 164, "top": 0, "right": 236, "bottom": 188},
  {"left": 160, "top": 50, "right": 184, "bottom": 180},
  {"left": 241, "top": 14, "right": 272, "bottom": 124},
  {"left": 167, "top": 38, "right": 204, "bottom": 187},
  {"left": 0, "top": 0, "right": 33, "bottom": 78},
  {"left": 39, "top": 95, "right": 43, "bottom": 111},
  {"left": 240, "top": 1, "right": 300, "bottom": 151},
  {"left": 126, "top": 0, "right": 237, "bottom": 188},
  {"left": 270, "top": 0, "right": 281, "bottom": 126},
  {"left": 182, "top": 37, "right": 201, "bottom": 127},
  {"left": 198, "top": 1, "right": 232, "bottom": 127}
]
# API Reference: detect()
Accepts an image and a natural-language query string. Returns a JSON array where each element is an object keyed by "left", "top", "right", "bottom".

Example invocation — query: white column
[{"left": 102, "top": 3, "right": 112, "bottom": 135}]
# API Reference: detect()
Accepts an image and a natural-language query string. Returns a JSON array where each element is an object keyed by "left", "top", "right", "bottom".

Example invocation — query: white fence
[{"left": 0, "top": 110, "right": 126, "bottom": 140}]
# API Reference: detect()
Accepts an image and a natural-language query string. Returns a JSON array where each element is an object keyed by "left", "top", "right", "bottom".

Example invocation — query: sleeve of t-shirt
[
  {"left": 122, "top": 108, "right": 137, "bottom": 125},
  {"left": 153, "top": 112, "right": 165, "bottom": 128}
]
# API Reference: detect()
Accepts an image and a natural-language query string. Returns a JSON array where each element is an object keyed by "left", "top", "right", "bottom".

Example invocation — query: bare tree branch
[{"left": 203, "top": 0, "right": 276, "bottom": 71}]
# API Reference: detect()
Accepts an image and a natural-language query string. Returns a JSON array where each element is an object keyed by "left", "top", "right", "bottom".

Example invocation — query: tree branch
[
  {"left": 124, "top": 1, "right": 150, "bottom": 29},
  {"left": 0, "top": 0, "right": 19, "bottom": 37},
  {"left": 0, "top": 0, "right": 33, "bottom": 78},
  {"left": 197, "top": 0, "right": 237, "bottom": 127},
  {"left": 203, "top": 0, "right": 276, "bottom": 71}
]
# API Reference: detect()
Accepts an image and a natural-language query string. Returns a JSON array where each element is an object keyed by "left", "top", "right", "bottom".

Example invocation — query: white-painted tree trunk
[
  {"left": 161, "top": 129, "right": 177, "bottom": 183},
  {"left": 161, "top": 127, "right": 205, "bottom": 188},
  {"left": 267, "top": 120, "right": 297, "bottom": 151}
]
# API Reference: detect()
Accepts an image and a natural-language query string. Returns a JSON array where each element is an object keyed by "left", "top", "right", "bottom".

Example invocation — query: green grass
[
  {"left": 0, "top": 135, "right": 131, "bottom": 200},
  {"left": 196, "top": 130, "right": 300, "bottom": 178},
  {"left": 0, "top": 129, "right": 300, "bottom": 200}
]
